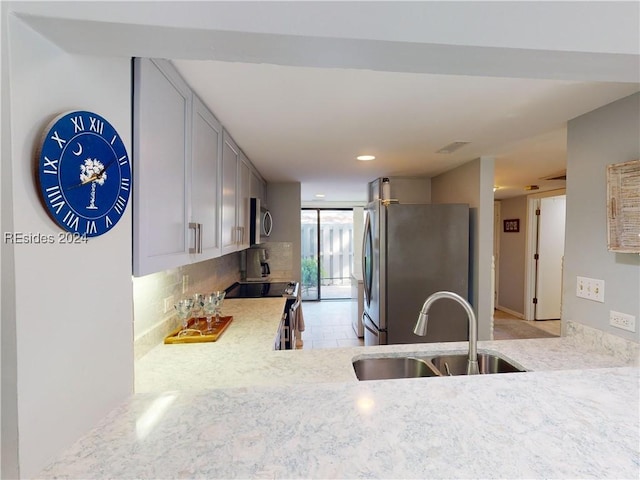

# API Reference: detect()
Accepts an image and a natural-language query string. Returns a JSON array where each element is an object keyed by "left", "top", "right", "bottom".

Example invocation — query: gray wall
[
  {"left": 497, "top": 195, "right": 528, "bottom": 315},
  {"left": 267, "top": 182, "right": 302, "bottom": 283},
  {"left": 563, "top": 93, "right": 639, "bottom": 342},
  {"left": 431, "top": 157, "right": 495, "bottom": 341}
]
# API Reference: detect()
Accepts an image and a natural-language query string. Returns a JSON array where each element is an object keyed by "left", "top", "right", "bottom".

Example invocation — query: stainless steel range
[
  {"left": 225, "top": 281, "right": 297, "bottom": 299},
  {"left": 225, "top": 281, "right": 300, "bottom": 350}
]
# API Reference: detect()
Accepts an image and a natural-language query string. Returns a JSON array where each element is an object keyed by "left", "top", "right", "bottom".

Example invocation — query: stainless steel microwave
[{"left": 249, "top": 198, "right": 273, "bottom": 245}]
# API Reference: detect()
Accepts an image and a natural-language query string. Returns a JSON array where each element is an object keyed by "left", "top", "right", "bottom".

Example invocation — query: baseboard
[{"left": 495, "top": 306, "right": 525, "bottom": 319}]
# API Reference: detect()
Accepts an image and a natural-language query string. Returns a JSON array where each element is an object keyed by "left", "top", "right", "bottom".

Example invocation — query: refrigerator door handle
[{"left": 362, "top": 210, "right": 373, "bottom": 307}]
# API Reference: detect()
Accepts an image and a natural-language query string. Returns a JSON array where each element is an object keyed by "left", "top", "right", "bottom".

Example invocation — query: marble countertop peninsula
[
  {"left": 136, "top": 298, "right": 636, "bottom": 393},
  {"left": 43, "top": 298, "right": 639, "bottom": 479}
]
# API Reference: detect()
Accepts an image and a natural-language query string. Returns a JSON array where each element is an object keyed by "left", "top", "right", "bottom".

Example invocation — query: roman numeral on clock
[
  {"left": 70, "top": 115, "right": 85, "bottom": 133},
  {"left": 45, "top": 185, "right": 65, "bottom": 214},
  {"left": 63, "top": 211, "right": 79, "bottom": 231},
  {"left": 114, "top": 195, "right": 127, "bottom": 215},
  {"left": 43, "top": 156, "right": 59, "bottom": 174},
  {"left": 89, "top": 117, "right": 104, "bottom": 135},
  {"left": 85, "top": 220, "right": 97, "bottom": 235}
]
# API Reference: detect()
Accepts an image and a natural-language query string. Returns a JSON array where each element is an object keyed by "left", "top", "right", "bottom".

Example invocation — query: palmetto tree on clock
[{"left": 79, "top": 158, "right": 106, "bottom": 210}]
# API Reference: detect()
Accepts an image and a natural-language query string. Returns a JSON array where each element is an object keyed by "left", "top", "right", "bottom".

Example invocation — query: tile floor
[
  {"left": 300, "top": 300, "right": 364, "bottom": 349},
  {"left": 493, "top": 309, "right": 561, "bottom": 340},
  {"left": 299, "top": 300, "right": 560, "bottom": 349}
]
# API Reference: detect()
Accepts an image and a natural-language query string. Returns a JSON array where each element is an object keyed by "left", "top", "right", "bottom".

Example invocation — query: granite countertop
[{"left": 43, "top": 298, "right": 639, "bottom": 479}]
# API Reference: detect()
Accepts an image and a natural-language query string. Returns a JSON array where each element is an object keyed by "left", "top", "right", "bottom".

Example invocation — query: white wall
[
  {"left": 4, "top": 14, "right": 134, "bottom": 477},
  {"left": 12, "top": 2, "right": 639, "bottom": 83},
  {"left": 1, "top": 2, "right": 20, "bottom": 477},
  {"left": 431, "top": 157, "right": 495, "bottom": 341},
  {"left": 564, "top": 93, "right": 640, "bottom": 342},
  {"left": 12, "top": 1, "right": 639, "bottom": 56}
]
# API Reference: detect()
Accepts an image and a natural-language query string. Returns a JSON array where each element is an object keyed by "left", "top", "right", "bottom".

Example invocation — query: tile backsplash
[
  {"left": 263, "top": 242, "right": 294, "bottom": 281},
  {"left": 133, "top": 253, "right": 241, "bottom": 359}
]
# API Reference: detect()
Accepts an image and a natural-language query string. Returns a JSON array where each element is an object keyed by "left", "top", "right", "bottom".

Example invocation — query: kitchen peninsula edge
[{"left": 42, "top": 297, "right": 639, "bottom": 479}]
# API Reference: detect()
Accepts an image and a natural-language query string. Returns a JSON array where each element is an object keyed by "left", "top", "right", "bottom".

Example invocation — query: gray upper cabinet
[
  {"left": 220, "top": 130, "right": 240, "bottom": 255},
  {"left": 133, "top": 58, "right": 264, "bottom": 275},
  {"left": 190, "top": 94, "right": 222, "bottom": 260},
  {"left": 250, "top": 169, "right": 267, "bottom": 207},
  {"left": 237, "top": 150, "right": 251, "bottom": 250},
  {"left": 133, "top": 58, "right": 192, "bottom": 276},
  {"left": 220, "top": 130, "right": 253, "bottom": 254}
]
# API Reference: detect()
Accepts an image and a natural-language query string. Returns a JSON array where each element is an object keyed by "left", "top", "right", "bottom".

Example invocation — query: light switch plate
[
  {"left": 576, "top": 276, "right": 605, "bottom": 303},
  {"left": 163, "top": 295, "right": 175, "bottom": 314}
]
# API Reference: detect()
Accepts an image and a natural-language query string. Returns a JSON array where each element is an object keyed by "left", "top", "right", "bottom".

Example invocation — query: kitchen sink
[
  {"left": 353, "top": 357, "right": 440, "bottom": 381},
  {"left": 427, "top": 353, "right": 525, "bottom": 376},
  {"left": 353, "top": 352, "right": 525, "bottom": 380}
]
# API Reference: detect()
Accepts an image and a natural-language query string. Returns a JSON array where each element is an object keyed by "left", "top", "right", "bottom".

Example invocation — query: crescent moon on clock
[{"left": 73, "top": 143, "right": 83, "bottom": 156}]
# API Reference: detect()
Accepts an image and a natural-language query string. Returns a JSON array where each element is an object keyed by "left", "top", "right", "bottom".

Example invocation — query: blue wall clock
[{"left": 37, "top": 111, "right": 131, "bottom": 237}]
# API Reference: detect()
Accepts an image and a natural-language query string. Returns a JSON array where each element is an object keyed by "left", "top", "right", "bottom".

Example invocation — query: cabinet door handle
[
  {"left": 188, "top": 222, "right": 202, "bottom": 254},
  {"left": 196, "top": 223, "right": 202, "bottom": 254}
]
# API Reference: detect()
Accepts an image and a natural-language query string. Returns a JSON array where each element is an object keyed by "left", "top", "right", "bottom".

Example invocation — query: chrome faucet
[{"left": 414, "top": 291, "right": 479, "bottom": 375}]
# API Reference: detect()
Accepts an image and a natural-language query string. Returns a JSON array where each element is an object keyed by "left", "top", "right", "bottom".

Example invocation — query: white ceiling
[
  {"left": 172, "top": 60, "right": 637, "bottom": 202},
  {"left": 14, "top": 1, "right": 640, "bottom": 203}
]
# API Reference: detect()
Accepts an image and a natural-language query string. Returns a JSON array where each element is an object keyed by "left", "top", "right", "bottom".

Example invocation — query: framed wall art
[
  {"left": 503, "top": 219, "right": 520, "bottom": 233},
  {"left": 607, "top": 159, "right": 640, "bottom": 253}
]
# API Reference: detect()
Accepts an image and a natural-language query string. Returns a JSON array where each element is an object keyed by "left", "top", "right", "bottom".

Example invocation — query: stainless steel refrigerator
[{"left": 362, "top": 201, "right": 469, "bottom": 346}]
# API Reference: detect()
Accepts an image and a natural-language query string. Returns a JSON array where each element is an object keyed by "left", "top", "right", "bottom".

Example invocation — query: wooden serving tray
[{"left": 164, "top": 316, "right": 233, "bottom": 344}]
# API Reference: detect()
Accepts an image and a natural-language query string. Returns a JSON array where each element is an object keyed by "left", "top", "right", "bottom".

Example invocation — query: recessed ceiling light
[
  {"left": 357, "top": 155, "right": 376, "bottom": 161},
  {"left": 315, "top": 194, "right": 326, "bottom": 198}
]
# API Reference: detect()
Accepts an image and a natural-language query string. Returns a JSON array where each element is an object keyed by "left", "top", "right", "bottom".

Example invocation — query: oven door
[
  {"left": 363, "top": 312, "right": 387, "bottom": 346},
  {"left": 274, "top": 313, "right": 287, "bottom": 350},
  {"left": 274, "top": 298, "right": 298, "bottom": 350}
]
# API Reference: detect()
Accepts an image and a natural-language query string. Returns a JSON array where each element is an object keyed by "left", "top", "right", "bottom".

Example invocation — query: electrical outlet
[
  {"left": 576, "top": 276, "right": 605, "bottom": 303},
  {"left": 610, "top": 311, "right": 636, "bottom": 332},
  {"left": 182, "top": 275, "right": 189, "bottom": 294},
  {"left": 163, "top": 295, "right": 175, "bottom": 314}
]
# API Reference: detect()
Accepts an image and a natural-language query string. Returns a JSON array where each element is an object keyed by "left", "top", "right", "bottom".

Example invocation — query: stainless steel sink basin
[
  {"left": 427, "top": 353, "right": 525, "bottom": 375},
  {"left": 352, "top": 352, "right": 525, "bottom": 380},
  {"left": 353, "top": 357, "right": 440, "bottom": 381}
]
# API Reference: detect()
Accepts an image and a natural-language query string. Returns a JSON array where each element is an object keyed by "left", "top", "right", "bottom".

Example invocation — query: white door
[{"left": 535, "top": 195, "right": 566, "bottom": 320}]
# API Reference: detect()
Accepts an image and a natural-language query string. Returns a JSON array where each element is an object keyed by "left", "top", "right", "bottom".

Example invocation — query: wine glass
[
  {"left": 192, "top": 293, "right": 204, "bottom": 328},
  {"left": 210, "top": 291, "right": 226, "bottom": 325},
  {"left": 174, "top": 298, "right": 194, "bottom": 336},
  {"left": 202, "top": 294, "right": 218, "bottom": 333}
]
